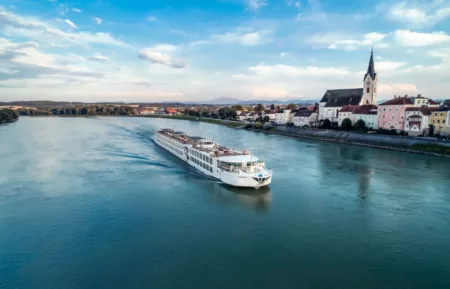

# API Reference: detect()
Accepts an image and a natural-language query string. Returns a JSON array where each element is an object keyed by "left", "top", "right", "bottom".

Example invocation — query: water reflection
[{"left": 206, "top": 182, "right": 271, "bottom": 212}]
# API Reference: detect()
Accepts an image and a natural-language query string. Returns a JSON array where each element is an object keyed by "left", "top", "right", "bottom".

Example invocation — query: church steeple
[
  {"left": 365, "top": 48, "right": 376, "bottom": 80},
  {"left": 362, "top": 48, "right": 378, "bottom": 105}
]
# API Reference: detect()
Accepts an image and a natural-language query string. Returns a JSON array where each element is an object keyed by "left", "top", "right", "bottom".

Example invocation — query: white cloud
[
  {"left": 309, "top": 32, "right": 387, "bottom": 50},
  {"left": 280, "top": 52, "right": 288, "bottom": 58},
  {"left": 88, "top": 53, "right": 108, "bottom": 62},
  {"left": 375, "top": 61, "right": 408, "bottom": 71},
  {"left": 147, "top": 16, "right": 157, "bottom": 21},
  {"left": 0, "top": 8, "right": 126, "bottom": 47},
  {"left": 389, "top": 2, "right": 450, "bottom": 27},
  {"left": 138, "top": 44, "right": 186, "bottom": 68},
  {"left": 93, "top": 17, "right": 102, "bottom": 25},
  {"left": 395, "top": 30, "right": 450, "bottom": 46},
  {"left": 239, "top": 63, "right": 350, "bottom": 79},
  {"left": 71, "top": 8, "right": 81, "bottom": 13},
  {"left": 57, "top": 18, "right": 77, "bottom": 29},
  {"left": 211, "top": 28, "right": 272, "bottom": 46},
  {"left": 248, "top": 0, "right": 268, "bottom": 11}
]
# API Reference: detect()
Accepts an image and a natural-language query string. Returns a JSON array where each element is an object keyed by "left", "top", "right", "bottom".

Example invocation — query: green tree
[
  {"left": 321, "top": 119, "right": 331, "bottom": 129},
  {"left": 429, "top": 124, "right": 435, "bottom": 137},
  {"left": 340, "top": 118, "right": 353, "bottom": 130},
  {"left": 255, "top": 104, "right": 265, "bottom": 112},
  {"left": 354, "top": 119, "right": 366, "bottom": 131},
  {"left": 287, "top": 103, "right": 297, "bottom": 110},
  {"left": 263, "top": 116, "right": 270, "bottom": 123},
  {"left": 231, "top": 105, "right": 243, "bottom": 111},
  {"left": 270, "top": 104, "right": 275, "bottom": 110}
]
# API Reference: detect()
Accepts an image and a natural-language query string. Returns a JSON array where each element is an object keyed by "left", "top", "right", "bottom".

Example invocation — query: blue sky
[{"left": 1, "top": 0, "right": 450, "bottom": 102}]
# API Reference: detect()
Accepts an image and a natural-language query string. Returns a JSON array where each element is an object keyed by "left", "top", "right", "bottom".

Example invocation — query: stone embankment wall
[{"left": 274, "top": 127, "right": 450, "bottom": 148}]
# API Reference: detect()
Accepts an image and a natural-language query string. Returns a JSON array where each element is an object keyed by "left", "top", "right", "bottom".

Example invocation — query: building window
[
  {"left": 374, "top": 87, "right": 376, "bottom": 93},
  {"left": 396, "top": 107, "right": 399, "bottom": 112},
  {"left": 389, "top": 108, "right": 392, "bottom": 112},
  {"left": 401, "top": 116, "right": 404, "bottom": 120},
  {"left": 392, "top": 115, "right": 395, "bottom": 120},
  {"left": 438, "top": 120, "right": 440, "bottom": 124},
  {"left": 366, "top": 87, "right": 370, "bottom": 93},
  {"left": 388, "top": 122, "right": 391, "bottom": 126},
  {"left": 441, "top": 113, "right": 443, "bottom": 116},
  {"left": 395, "top": 122, "right": 398, "bottom": 127}
]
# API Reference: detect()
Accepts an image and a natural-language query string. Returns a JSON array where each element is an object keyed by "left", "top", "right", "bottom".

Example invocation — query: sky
[{"left": 0, "top": 0, "right": 450, "bottom": 102}]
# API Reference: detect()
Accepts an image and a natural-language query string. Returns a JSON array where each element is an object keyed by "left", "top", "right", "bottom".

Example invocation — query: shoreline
[
  {"left": 21, "top": 115, "right": 450, "bottom": 158},
  {"left": 245, "top": 127, "right": 450, "bottom": 158}
]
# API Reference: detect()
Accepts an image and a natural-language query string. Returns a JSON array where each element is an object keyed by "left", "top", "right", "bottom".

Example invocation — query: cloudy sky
[{"left": 0, "top": 0, "right": 450, "bottom": 102}]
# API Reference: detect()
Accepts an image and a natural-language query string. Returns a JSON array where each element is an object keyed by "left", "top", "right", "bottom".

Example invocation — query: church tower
[{"left": 362, "top": 48, "right": 378, "bottom": 105}]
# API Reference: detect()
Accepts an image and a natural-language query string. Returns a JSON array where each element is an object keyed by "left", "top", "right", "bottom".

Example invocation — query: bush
[
  {"left": 340, "top": 118, "right": 352, "bottom": 130},
  {"left": 399, "top": 130, "right": 406, "bottom": 136},
  {"left": 321, "top": 119, "right": 331, "bottom": 129},
  {"left": 429, "top": 124, "right": 435, "bottom": 137},
  {"left": 354, "top": 119, "right": 366, "bottom": 131},
  {"left": 254, "top": 122, "right": 263, "bottom": 129},
  {"left": 331, "top": 121, "right": 339, "bottom": 130}
]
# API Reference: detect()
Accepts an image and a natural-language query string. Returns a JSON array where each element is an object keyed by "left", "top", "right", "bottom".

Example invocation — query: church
[{"left": 318, "top": 49, "right": 378, "bottom": 122}]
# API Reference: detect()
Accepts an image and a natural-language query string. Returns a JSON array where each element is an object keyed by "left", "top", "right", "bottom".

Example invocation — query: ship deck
[{"left": 157, "top": 129, "right": 244, "bottom": 158}]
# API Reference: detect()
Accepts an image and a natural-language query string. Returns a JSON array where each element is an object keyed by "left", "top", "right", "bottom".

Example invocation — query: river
[{"left": 1, "top": 117, "right": 450, "bottom": 289}]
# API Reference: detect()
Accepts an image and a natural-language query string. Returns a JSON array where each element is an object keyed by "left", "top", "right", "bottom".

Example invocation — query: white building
[
  {"left": 353, "top": 105, "right": 378, "bottom": 129},
  {"left": 275, "top": 109, "right": 291, "bottom": 125},
  {"left": 293, "top": 111, "right": 318, "bottom": 127},
  {"left": 263, "top": 110, "right": 276, "bottom": 121},
  {"left": 338, "top": 105, "right": 359, "bottom": 126},
  {"left": 405, "top": 107, "right": 436, "bottom": 136}
]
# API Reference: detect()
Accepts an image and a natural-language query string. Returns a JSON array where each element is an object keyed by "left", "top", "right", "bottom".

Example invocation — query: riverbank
[
  {"left": 0, "top": 109, "right": 19, "bottom": 124},
  {"left": 136, "top": 114, "right": 244, "bottom": 128},
  {"left": 245, "top": 126, "right": 450, "bottom": 158}
]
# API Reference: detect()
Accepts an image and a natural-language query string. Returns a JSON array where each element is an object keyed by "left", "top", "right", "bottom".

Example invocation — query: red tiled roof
[
  {"left": 405, "top": 107, "right": 438, "bottom": 115},
  {"left": 379, "top": 97, "right": 413, "bottom": 106},
  {"left": 339, "top": 105, "right": 359, "bottom": 113},
  {"left": 353, "top": 105, "right": 377, "bottom": 114}
]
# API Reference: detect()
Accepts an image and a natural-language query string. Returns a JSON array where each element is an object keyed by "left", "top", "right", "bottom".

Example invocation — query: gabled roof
[
  {"left": 294, "top": 110, "right": 314, "bottom": 117},
  {"left": 405, "top": 107, "right": 437, "bottom": 115},
  {"left": 353, "top": 104, "right": 377, "bottom": 114},
  {"left": 339, "top": 105, "right": 360, "bottom": 113},
  {"left": 322, "top": 89, "right": 364, "bottom": 107},
  {"left": 379, "top": 97, "right": 414, "bottom": 106},
  {"left": 429, "top": 100, "right": 440, "bottom": 105}
]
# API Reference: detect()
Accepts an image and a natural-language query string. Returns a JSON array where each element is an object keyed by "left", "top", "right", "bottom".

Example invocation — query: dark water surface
[{"left": 1, "top": 117, "right": 450, "bottom": 289}]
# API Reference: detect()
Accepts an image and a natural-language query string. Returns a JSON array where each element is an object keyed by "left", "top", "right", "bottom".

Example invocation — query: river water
[{"left": 1, "top": 117, "right": 450, "bottom": 289}]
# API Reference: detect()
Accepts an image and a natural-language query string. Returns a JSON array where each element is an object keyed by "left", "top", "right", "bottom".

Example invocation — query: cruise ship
[{"left": 152, "top": 128, "right": 272, "bottom": 188}]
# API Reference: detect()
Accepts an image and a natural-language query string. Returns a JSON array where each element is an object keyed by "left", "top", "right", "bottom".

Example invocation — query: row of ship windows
[
  {"left": 192, "top": 157, "right": 213, "bottom": 173},
  {"left": 158, "top": 136, "right": 183, "bottom": 156},
  {"left": 190, "top": 149, "right": 213, "bottom": 165}
]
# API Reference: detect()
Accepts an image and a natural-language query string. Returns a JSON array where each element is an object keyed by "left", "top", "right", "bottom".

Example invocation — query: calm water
[{"left": 1, "top": 117, "right": 450, "bottom": 289}]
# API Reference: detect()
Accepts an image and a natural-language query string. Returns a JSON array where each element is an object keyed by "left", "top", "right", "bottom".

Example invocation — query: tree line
[
  {"left": 0, "top": 109, "right": 19, "bottom": 124},
  {"left": 19, "top": 105, "right": 137, "bottom": 116}
]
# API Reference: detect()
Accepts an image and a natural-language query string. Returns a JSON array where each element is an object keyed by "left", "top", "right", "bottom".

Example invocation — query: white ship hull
[{"left": 152, "top": 130, "right": 272, "bottom": 188}]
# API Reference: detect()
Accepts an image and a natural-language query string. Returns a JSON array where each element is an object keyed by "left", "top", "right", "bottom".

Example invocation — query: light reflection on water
[{"left": 1, "top": 117, "right": 450, "bottom": 289}]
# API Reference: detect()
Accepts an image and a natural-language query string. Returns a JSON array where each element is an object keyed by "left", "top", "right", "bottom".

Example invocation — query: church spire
[{"left": 366, "top": 48, "right": 376, "bottom": 80}]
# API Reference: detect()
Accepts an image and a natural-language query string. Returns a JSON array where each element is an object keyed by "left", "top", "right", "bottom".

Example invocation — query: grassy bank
[
  {"left": 410, "top": 144, "right": 450, "bottom": 156},
  {"left": 136, "top": 114, "right": 243, "bottom": 128}
]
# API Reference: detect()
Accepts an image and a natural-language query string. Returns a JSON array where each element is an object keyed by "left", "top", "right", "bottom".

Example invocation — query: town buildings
[
  {"left": 319, "top": 49, "right": 377, "bottom": 122},
  {"left": 377, "top": 96, "right": 413, "bottom": 131},
  {"left": 404, "top": 107, "right": 437, "bottom": 136},
  {"left": 293, "top": 110, "right": 318, "bottom": 127},
  {"left": 430, "top": 110, "right": 448, "bottom": 134},
  {"left": 275, "top": 109, "right": 291, "bottom": 125}
]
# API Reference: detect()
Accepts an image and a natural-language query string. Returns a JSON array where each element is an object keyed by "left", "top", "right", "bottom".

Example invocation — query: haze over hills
[{"left": 1, "top": 98, "right": 320, "bottom": 107}]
